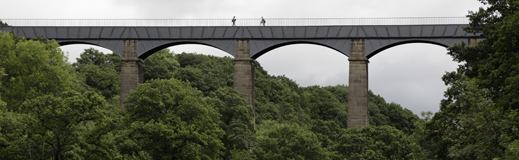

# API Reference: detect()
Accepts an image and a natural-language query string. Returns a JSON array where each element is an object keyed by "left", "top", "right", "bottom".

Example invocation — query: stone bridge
[{"left": 0, "top": 23, "right": 481, "bottom": 128}]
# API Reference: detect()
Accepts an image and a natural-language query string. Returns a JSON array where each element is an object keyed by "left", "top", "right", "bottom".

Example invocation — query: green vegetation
[
  {"left": 1, "top": 1, "right": 519, "bottom": 158},
  {"left": 419, "top": 0, "right": 519, "bottom": 159},
  {"left": 0, "top": 30, "right": 419, "bottom": 159},
  {"left": 0, "top": 20, "right": 8, "bottom": 27}
]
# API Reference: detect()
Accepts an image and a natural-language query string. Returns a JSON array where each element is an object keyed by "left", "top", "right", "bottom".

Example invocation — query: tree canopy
[{"left": 421, "top": 0, "right": 519, "bottom": 159}]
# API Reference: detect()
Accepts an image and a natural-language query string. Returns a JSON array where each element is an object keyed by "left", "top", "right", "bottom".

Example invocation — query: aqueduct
[{"left": 0, "top": 18, "right": 481, "bottom": 128}]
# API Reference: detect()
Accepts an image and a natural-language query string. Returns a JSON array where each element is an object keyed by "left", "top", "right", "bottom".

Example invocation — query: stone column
[
  {"left": 233, "top": 40, "right": 255, "bottom": 123},
  {"left": 348, "top": 39, "right": 369, "bottom": 128},
  {"left": 468, "top": 38, "right": 483, "bottom": 46},
  {"left": 120, "top": 40, "right": 144, "bottom": 105},
  {"left": 466, "top": 38, "right": 484, "bottom": 71}
]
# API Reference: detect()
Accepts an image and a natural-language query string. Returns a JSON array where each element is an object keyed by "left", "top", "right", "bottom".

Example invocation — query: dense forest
[{"left": 2, "top": 0, "right": 519, "bottom": 159}]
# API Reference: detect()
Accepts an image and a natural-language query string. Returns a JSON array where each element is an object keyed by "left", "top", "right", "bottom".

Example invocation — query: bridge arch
[
  {"left": 365, "top": 38, "right": 468, "bottom": 59},
  {"left": 250, "top": 39, "right": 351, "bottom": 59},
  {"left": 256, "top": 43, "right": 350, "bottom": 86},
  {"left": 368, "top": 43, "right": 459, "bottom": 115},
  {"left": 135, "top": 40, "right": 236, "bottom": 59},
  {"left": 138, "top": 41, "right": 235, "bottom": 59},
  {"left": 56, "top": 40, "right": 123, "bottom": 56}
]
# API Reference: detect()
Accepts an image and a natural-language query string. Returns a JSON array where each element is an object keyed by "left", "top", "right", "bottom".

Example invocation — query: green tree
[
  {"left": 0, "top": 68, "right": 5, "bottom": 109},
  {"left": 336, "top": 125, "right": 417, "bottom": 159},
  {"left": 254, "top": 72, "right": 305, "bottom": 125},
  {"left": 207, "top": 87, "right": 255, "bottom": 158},
  {"left": 0, "top": 90, "right": 119, "bottom": 160},
  {"left": 119, "top": 78, "right": 225, "bottom": 159},
  {"left": 174, "top": 53, "right": 234, "bottom": 95},
  {"left": 423, "top": 0, "right": 519, "bottom": 159},
  {"left": 0, "top": 20, "right": 8, "bottom": 27},
  {"left": 254, "top": 120, "right": 333, "bottom": 160},
  {"left": 73, "top": 48, "right": 121, "bottom": 100},
  {"left": 0, "top": 31, "right": 77, "bottom": 111},
  {"left": 73, "top": 48, "right": 120, "bottom": 71},
  {"left": 368, "top": 91, "right": 419, "bottom": 135},
  {"left": 0, "top": 111, "right": 27, "bottom": 160},
  {"left": 143, "top": 49, "right": 179, "bottom": 82}
]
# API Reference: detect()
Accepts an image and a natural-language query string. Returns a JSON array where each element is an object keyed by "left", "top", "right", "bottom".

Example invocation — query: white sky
[{"left": 0, "top": 0, "right": 484, "bottom": 116}]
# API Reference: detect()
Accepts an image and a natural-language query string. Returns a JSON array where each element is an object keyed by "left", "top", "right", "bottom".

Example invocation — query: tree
[
  {"left": 253, "top": 120, "right": 334, "bottom": 160},
  {"left": 0, "top": 20, "right": 8, "bottom": 27},
  {"left": 73, "top": 48, "right": 120, "bottom": 70},
  {"left": 143, "top": 49, "right": 179, "bottom": 82},
  {"left": 174, "top": 53, "right": 234, "bottom": 95},
  {"left": 0, "top": 90, "right": 119, "bottom": 160},
  {"left": 73, "top": 48, "right": 121, "bottom": 100},
  {"left": 423, "top": 0, "right": 519, "bottom": 159},
  {"left": 119, "top": 78, "right": 225, "bottom": 159},
  {"left": 336, "top": 125, "right": 417, "bottom": 159},
  {"left": 0, "top": 68, "right": 5, "bottom": 109},
  {"left": 0, "top": 31, "right": 77, "bottom": 111},
  {"left": 206, "top": 87, "right": 255, "bottom": 158}
]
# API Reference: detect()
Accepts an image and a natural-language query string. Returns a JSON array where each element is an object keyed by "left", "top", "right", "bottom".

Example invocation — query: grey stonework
[
  {"left": 348, "top": 39, "right": 369, "bottom": 128},
  {"left": 120, "top": 40, "right": 144, "bottom": 105},
  {"left": 233, "top": 40, "right": 256, "bottom": 124},
  {"left": 468, "top": 38, "right": 484, "bottom": 46}
]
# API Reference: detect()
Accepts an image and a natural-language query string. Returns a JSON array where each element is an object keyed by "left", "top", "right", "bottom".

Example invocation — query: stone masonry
[
  {"left": 120, "top": 40, "right": 144, "bottom": 105},
  {"left": 348, "top": 39, "right": 369, "bottom": 128},
  {"left": 468, "top": 38, "right": 484, "bottom": 46},
  {"left": 233, "top": 40, "right": 256, "bottom": 124}
]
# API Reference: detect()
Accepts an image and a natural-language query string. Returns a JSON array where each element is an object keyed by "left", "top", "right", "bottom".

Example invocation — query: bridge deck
[
  {"left": 0, "top": 25, "right": 478, "bottom": 40},
  {"left": 0, "top": 25, "right": 481, "bottom": 59}
]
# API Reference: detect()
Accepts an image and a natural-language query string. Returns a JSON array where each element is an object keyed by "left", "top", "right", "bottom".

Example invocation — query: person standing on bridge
[
  {"left": 232, "top": 16, "right": 236, "bottom": 26},
  {"left": 260, "top": 16, "right": 266, "bottom": 26}
]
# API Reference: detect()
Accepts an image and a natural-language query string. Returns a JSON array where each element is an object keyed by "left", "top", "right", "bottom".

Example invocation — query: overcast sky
[{"left": 0, "top": 0, "right": 484, "bottom": 116}]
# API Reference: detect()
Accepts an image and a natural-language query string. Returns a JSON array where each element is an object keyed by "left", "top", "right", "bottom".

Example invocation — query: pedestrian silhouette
[
  {"left": 232, "top": 16, "right": 236, "bottom": 26},
  {"left": 260, "top": 16, "right": 266, "bottom": 26}
]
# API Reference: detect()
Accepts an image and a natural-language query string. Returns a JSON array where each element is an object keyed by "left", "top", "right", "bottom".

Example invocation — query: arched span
[
  {"left": 137, "top": 40, "right": 235, "bottom": 59},
  {"left": 57, "top": 40, "right": 123, "bottom": 57},
  {"left": 250, "top": 39, "right": 351, "bottom": 59},
  {"left": 365, "top": 38, "right": 468, "bottom": 59}
]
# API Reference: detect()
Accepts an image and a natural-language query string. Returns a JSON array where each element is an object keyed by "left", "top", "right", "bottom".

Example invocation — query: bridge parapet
[{"left": 1, "top": 17, "right": 469, "bottom": 26}]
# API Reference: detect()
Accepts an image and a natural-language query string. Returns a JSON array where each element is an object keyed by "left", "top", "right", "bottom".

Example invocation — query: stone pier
[
  {"left": 348, "top": 39, "right": 369, "bottom": 128},
  {"left": 120, "top": 40, "right": 144, "bottom": 105},
  {"left": 468, "top": 38, "right": 484, "bottom": 46},
  {"left": 233, "top": 40, "right": 256, "bottom": 123}
]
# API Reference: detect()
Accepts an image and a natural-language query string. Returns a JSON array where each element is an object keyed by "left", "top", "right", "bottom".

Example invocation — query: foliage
[
  {"left": 0, "top": 68, "right": 5, "bottom": 109},
  {"left": 253, "top": 120, "right": 333, "bottom": 160},
  {"left": 207, "top": 87, "right": 255, "bottom": 157},
  {"left": 143, "top": 49, "right": 179, "bottom": 82},
  {"left": 119, "top": 78, "right": 225, "bottom": 159},
  {"left": 73, "top": 48, "right": 121, "bottom": 71},
  {"left": 0, "top": 31, "right": 77, "bottom": 111},
  {"left": 0, "top": 20, "right": 8, "bottom": 27},
  {"left": 421, "top": 0, "right": 519, "bottom": 159},
  {"left": 369, "top": 92, "right": 419, "bottom": 135},
  {"left": 0, "top": 91, "right": 119, "bottom": 160},
  {"left": 0, "top": 30, "right": 428, "bottom": 159},
  {"left": 73, "top": 48, "right": 121, "bottom": 100},
  {"left": 301, "top": 86, "right": 347, "bottom": 128},
  {"left": 336, "top": 125, "right": 417, "bottom": 160},
  {"left": 174, "top": 53, "right": 234, "bottom": 95}
]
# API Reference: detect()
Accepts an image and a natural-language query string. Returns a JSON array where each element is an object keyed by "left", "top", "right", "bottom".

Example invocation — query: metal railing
[{"left": 0, "top": 17, "right": 469, "bottom": 26}]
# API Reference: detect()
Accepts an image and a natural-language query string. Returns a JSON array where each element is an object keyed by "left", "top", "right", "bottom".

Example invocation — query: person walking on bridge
[
  {"left": 260, "top": 16, "right": 266, "bottom": 26},
  {"left": 232, "top": 16, "right": 236, "bottom": 26}
]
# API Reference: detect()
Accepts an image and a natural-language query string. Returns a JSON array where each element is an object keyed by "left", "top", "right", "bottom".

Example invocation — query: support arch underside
[
  {"left": 137, "top": 40, "right": 236, "bottom": 59},
  {"left": 250, "top": 39, "right": 351, "bottom": 59},
  {"left": 365, "top": 38, "right": 469, "bottom": 58},
  {"left": 57, "top": 40, "right": 123, "bottom": 56}
]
